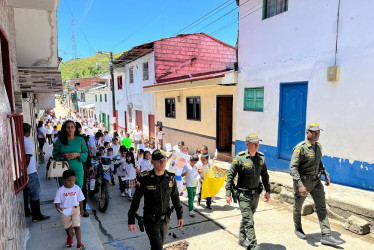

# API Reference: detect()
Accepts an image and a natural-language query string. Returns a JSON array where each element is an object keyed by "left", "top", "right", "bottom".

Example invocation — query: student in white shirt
[
  {"left": 111, "top": 138, "right": 120, "bottom": 156},
  {"left": 119, "top": 152, "right": 138, "bottom": 200},
  {"left": 138, "top": 150, "right": 153, "bottom": 175},
  {"left": 197, "top": 154, "right": 212, "bottom": 209},
  {"left": 103, "top": 131, "right": 112, "bottom": 143},
  {"left": 54, "top": 170, "right": 85, "bottom": 249},
  {"left": 182, "top": 154, "right": 200, "bottom": 216}
]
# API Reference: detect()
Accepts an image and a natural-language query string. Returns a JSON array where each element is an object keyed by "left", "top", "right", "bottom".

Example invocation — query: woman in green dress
[{"left": 53, "top": 120, "right": 88, "bottom": 189}]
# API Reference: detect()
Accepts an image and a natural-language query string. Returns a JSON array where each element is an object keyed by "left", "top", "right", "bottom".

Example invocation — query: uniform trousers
[
  {"left": 293, "top": 178, "right": 331, "bottom": 234},
  {"left": 144, "top": 216, "right": 170, "bottom": 250},
  {"left": 238, "top": 192, "right": 260, "bottom": 250}
]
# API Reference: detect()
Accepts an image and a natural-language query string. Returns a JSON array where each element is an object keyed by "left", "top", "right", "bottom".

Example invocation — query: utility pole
[{"left": 98, "top": 51, "right": 117, "bottom": 131}]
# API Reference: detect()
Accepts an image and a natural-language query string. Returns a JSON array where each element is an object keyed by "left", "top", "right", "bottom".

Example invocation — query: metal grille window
[
  {"left": 143, "top": 62, "right": 149, "bottom": 81},
  {"left": 244, "top": 87, "right": 264, "bottom": 111},
  {"left": 165, "top": 98, "right": 175, "bottom": 118},
  {"left": 186, "top": 97, "right": 200, "bottom": 121},
  {"left": 117, "top": 75, "right": 123, "bottom": 90},
  {"left": 129, "top": 67, "right": 134, "bottom": 83},
  {"left": 263, "top": 0, "right": 288, "bottom": 19}
]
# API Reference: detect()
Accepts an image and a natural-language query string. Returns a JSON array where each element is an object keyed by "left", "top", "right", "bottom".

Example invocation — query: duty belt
[
  {"left": 301, "top": 173, "right": 321, "bottom": 181},
  {"left": 238, "top": 187, "right": 259, "bottom": 195}
]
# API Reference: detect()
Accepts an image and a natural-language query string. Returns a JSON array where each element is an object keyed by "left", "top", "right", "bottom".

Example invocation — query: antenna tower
[{"left": 72, "top": 19, "right": 77, "bottom": 59}]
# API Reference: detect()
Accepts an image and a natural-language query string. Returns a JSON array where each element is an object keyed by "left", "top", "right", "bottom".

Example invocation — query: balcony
[{"left": 7, "top": 112, "right": 28, "bottom": 194}]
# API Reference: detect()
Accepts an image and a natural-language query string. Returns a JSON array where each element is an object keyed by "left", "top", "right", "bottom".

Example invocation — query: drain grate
[{"left": 41, "top": 221, "right": 63, "bottom": 230}]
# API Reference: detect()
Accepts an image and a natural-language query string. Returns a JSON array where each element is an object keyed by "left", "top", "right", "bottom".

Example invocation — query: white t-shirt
[
  {"left": 104, "top": 134, "right": 112, "bottom": 142},
  {"left": 89, "top": 136, "right": 100, "bottom": 155},
  {"left": 37, "top": 127, "right": 46, "bottom": 138},
  {"left": 182, "top": 164, "right": 200, "bottom": 187},
  {"left": 133, "top": 130, "right": 142, "bottom": 141},
  {"left": 139, "top": 159, "right": 153, "bottom": 172},
  {"left": 197, "top": 162, "right": 211, "bottom": 179},
  {"left": 111, "top": 144, "right": 120, "bottom": 156},
  {"left": 54, "top": 184, "right": 85, "bottom": 209},
  {"left": 156, "top": 131, "right": 165, "bottom": 140},
  {"left": 24, "top": 136, "right": 36, "bottom": 175},
  {"left": 121, "top": 162, "right": 138, "bottom": 180},
  {"left": 46, "top": 127, "right": 52, "bottom": 135}
]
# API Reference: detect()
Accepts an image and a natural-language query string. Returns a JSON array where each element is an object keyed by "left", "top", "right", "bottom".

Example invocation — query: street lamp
[{"left": 98, "top": 51, "right": 117, "bottom": 131}]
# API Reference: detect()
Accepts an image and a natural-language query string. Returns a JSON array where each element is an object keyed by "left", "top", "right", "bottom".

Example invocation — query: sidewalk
[{"left": 26, "top": 144, "right": 103, "bottom": 250}]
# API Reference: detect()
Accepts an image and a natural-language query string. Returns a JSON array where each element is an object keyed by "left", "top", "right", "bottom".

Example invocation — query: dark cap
[{"left": 151, "top": 149, "right": 167, "bottom": 160}]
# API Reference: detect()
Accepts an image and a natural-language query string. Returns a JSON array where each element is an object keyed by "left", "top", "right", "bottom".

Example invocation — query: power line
[
  {"left": 110, "top": 0, "right": 177, "bottom": 50},
  {"left": 172, "top": 0, "right": 235, "bottom": 36}
]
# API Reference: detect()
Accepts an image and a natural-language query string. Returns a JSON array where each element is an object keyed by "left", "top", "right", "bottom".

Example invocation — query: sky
[{"left": 57, "top": 0, "right": 239, "bottom": 61}]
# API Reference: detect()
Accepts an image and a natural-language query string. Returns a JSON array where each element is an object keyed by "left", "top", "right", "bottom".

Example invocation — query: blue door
[{"left": 278, "top": 82, "right": 308, "bottom": 160}]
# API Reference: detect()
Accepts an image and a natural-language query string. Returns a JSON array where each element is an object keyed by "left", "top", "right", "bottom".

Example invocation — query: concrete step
[{"left": 216, "top": 152, "right": 233, "bottom": 162}]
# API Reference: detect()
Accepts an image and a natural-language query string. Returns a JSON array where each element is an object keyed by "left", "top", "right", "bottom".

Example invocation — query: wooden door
[
  {"left": 135, "top": 110, "right": 143, "bottom": 131},
  {"left": 217, "top": 96, "right": 233, "bottom": 152},
  {"left": 148, "top": 114, "right": 155, "bottom": 141}
]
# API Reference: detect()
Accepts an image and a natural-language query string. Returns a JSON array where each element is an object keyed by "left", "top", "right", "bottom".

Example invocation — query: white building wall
[
  {"left": 112, "top": 52, "right": 155, "bottom": 138},
  {"left": 236, "top": 0, "right": 374, "bottom": 190}
]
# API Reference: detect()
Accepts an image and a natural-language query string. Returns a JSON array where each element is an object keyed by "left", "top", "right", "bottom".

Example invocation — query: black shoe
[
  {"left": 206, "top": 204, "right": 212, "bottom": 210},
  {"left": 197, "top": 198, "right": 201, "bottom": 206},
  {"left": 238, "top": 240, "right": 250, "bottom": 248},
  {"left": 32, "top": 214, "right": 50, "bottom": 222},
  {"left": 321, "top": 234, "right": 344, "bottom": 246},
  {"left": 294, "top": 229, "right": 307, "bottom": 240},
  {"left": 83, "top": 211, "right": 89, "bottom": 217}
]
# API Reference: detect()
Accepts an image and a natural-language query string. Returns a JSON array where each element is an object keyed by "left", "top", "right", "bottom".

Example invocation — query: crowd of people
[{"left": 29, "top": 113, "right": 344, "bottom": 249}]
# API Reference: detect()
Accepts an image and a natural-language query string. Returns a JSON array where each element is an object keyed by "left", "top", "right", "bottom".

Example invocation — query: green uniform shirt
[
  {"left": 225, "top": 150, "right": 270, "bottom": 196},
  {"left": 289, "top": 139, "right": 328, "bottom": 188}
]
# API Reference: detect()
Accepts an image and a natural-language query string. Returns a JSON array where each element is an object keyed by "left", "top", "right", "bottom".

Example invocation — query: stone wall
[{"left": 0, "top": 1, "right": 27, "bottom": 249}]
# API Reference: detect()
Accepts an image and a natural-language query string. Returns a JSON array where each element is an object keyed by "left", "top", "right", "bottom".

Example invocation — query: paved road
[{"left": 86, "top": 177, "right": 374, "bottom": 250}]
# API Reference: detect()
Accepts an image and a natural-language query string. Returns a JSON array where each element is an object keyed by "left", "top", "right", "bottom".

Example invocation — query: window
[
  {"left": 263, "top": 0, "right": 288, "bottom": 19},
  {"left": 165, "top": 98, "right": 176, "bottom": 118},
  {"left": 143, "top": 62, "right": 149, "bottom": 81},
  {"left": 186, "top": 97, "right": 200, "bottom": 120},
  {"left": 95, "top": 95, "right": 97, "bottom": 102},
  {"left": 117, "top": 75, "right": 123, "bottom": 90},
  {"left": 244, "top": 87, "right": 264, "bottom": 111},
  {"left": 129, "top": 67, "right": 134, "bottom": 83},
  {"left": 100, "top": 94, "right": 102, "bottom": 102},
  {"left": 80, "top": 92, "right": 85, "bottom": 102},
  {"left": 105, "top": 94, "right": 107, "bottom": 102}
]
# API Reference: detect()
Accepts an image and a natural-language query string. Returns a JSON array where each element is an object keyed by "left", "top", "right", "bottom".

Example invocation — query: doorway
[
  {"left": 216, "top": 96, "right": 233, "bottom": 153},
  {"left": 148, "top": 114, "right": 155, "bottom": 141},
  {"left": 278, "top": 82, "right": 308, "bottom": 160},
  {"left": 135, "top": 110, "right": 143, "bottom": 131}
]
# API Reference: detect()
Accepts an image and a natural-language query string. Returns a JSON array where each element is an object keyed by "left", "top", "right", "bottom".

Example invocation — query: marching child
[
  {"left": 197, "top": 154, "right": 212, "bottom": 209},
  {"left": 116, "top": 149, "right": 127, "bottom": 197},
  {"left": 135, "top": 149, "right": 144, "bottom": 169},
  {"left": 119, "top": 152, "right": 138, "bottom": 201},
  {"left": 182, "top": 154, "right": 200, "bottom": 216},
  {"left": 138, "top": 150, "right": 153, "bottom": 175},
  {"left": 54, "top": 170, "right": 85, "bottom": 249}
]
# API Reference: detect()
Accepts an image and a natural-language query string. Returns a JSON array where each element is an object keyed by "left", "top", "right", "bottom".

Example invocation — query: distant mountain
[{"left": 59, "top": 51, "right": 125, "bottom": 83}]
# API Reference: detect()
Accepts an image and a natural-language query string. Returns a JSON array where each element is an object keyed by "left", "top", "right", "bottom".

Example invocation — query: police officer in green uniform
[
  {"left": 225, "top": 134, "right": 270, "bottom": 250},
  {"left": 128, "top": 149, "right": 184, "bottom": 250},
  {"left": 290, "top": 123, "right": 343, "bottom": 246}
]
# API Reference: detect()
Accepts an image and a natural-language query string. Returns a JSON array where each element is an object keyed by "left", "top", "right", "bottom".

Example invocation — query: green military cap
[
  {"left": 245, "top": 133, "right": 262, "bottom": 143},
  {"left": 152, "top": 149, "right": 167, "bottom": 160},
  {"left": 306, "top": 122, "right": 323, "bottom": 131}
]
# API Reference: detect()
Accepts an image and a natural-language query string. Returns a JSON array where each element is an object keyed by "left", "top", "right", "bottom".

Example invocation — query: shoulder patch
[
  {"left": 238, "top": 151, "right": 246, "bottom": 156},
  {"left": 232, "top": 159, "right": 238, "bottom": 163},
  {"left": 257, "top": 152, "right": 264, "bottom": 156},
  {"left": 141, "top": 171, "right": 149, "bottom": 177},
  {"left": 166, "top": 170, "right": 175, "bottom": 176},
  {"left": 293, "top": 149, "right": 300, "bottom": 154}
]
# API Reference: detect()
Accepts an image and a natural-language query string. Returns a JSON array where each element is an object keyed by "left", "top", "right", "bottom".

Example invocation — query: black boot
[
  {"left": 24, "top": 205, "right": 32, "bottom": 217},
  {"left": 30, "top": 200, "right": 50, "bottom": 222}
]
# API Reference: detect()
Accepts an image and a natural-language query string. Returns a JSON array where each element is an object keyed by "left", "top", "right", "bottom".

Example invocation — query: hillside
[{"left": 58, "top": 51, "right": 125, "bottom": 83}]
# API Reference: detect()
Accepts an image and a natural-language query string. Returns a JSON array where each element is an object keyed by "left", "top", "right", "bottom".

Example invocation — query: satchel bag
[{"left": 47, "top": 161, "right": 69, "bottom": 178}]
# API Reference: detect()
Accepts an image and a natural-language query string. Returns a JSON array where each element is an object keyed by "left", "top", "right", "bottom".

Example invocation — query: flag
[{"left": 201, "top": 166, "right": 227, "bottom": 199}]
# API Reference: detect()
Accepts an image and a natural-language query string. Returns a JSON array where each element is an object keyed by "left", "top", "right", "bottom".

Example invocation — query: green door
[
  {"left": 107, "top": 114, "right": 110, "bottom": 131},
  {"left": 102, "top": 113, "right": 106, "bottom": 129}
]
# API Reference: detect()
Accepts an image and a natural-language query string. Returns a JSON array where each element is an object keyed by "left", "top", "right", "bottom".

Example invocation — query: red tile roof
[{"left": 69, "top": 77, "right": 107, "bottom": 89}]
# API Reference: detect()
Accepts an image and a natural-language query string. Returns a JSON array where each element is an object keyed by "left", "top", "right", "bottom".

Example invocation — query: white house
[
  {"left": 109, "top": 44, "right": 156, "bottom": 139},
  {"left": 236, "top": 0, "right": 374, "bottom": 190}
]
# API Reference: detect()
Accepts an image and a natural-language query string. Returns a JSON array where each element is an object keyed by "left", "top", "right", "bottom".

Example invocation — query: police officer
[
  {"left": 128, "top": 149, "right": 183, "bottom": 250},
  {"left": 290, "top": 123, "right": 343, "bottom": 246},
  {"left": 225, "top": 134, "right": 270, "bottom": 250}
]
